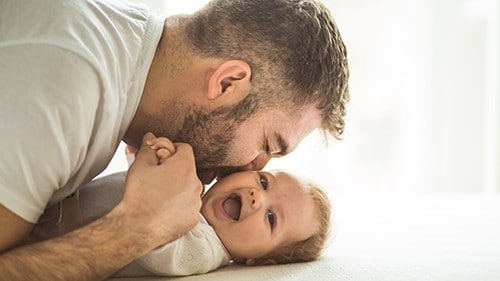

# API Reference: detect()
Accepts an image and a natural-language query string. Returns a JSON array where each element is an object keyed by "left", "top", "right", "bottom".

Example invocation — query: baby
[{"left": 29, "top": 137, "right": 332, "bottom": 277}]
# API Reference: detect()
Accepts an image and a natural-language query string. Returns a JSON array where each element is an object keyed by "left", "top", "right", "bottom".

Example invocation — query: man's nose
[
  {"left": 239, "top": 152, "right": 272, "bottom": 171},
  {"left": 248, "top": 188, "right": 264, "bottom": 210}
]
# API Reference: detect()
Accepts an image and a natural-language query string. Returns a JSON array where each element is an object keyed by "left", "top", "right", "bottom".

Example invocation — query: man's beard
[
  {"left": 139, "top": 94, "right": 260, "bottom": 183},
  {"left": 153, "top": 94, "right": 261, "bottom": 183},
  {"left": 175, "top": 108, "right": 238, "bottom": 172}
]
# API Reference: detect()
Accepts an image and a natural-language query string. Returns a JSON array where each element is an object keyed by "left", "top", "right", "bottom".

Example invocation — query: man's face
[
  {"left": 200, "top": 170, "right": 318, "bottom": 262},
  {"left": 175, "top": 104, "right": 321, "bottom": 184}
]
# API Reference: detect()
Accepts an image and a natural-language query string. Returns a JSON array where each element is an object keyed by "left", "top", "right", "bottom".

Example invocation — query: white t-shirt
[
  {"left": 0, "top": 0, "right": 165, "bottom": 223},
  {"left": 137, "top": 214, "right": 232, "bottom": 276}
]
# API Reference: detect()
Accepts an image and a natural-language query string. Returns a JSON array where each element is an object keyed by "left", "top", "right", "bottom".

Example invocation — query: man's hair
[
  {"left": 250, "top": 183, "right": 332, "bottom": 265},
  {"left": 185, "top": 0, "right": 350, "bottom": 139}
]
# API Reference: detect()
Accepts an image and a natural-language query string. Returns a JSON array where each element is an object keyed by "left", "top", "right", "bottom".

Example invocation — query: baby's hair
[{"left": 249, "top": 183, "right": 332, "bottom": 265}]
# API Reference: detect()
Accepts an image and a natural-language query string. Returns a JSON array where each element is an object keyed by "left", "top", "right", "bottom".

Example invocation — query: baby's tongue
[{"left": 223, "top": 197, "right": 241, "bottom": 220}]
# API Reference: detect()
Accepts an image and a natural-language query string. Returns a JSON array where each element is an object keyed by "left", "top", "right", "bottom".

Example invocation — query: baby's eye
[
  {"left": 259, "top": 174, "right": 268, "bottom": 190},
  {"left": 267, "top": 210, "right": 275, "bottom": 228}
]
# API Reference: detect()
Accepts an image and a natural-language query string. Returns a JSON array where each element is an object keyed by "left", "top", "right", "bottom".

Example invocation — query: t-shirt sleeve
[
  {"left": 137, "top": 221, "right": 231, "bottom": 276},
  {"left": 0, "top": 44, "right": 100, "bottom": 223}
]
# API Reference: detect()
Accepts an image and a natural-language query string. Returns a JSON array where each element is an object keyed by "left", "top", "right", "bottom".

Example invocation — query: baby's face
[{"left": 201, "top": 170, "right": 318, "bottom": 263}]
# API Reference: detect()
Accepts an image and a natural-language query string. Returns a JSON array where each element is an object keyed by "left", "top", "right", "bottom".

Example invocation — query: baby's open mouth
[{"left": 222, "top": 193, "right": 241, "bottom": 220}]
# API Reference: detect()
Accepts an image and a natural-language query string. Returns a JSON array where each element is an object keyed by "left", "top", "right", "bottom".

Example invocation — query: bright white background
[{"left": 101, "top": 0, "right": 499, "bottom": 195}]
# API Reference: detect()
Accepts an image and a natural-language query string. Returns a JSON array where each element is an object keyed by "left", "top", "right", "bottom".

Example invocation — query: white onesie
[{"left": 137, "top": 214, "right": 231, "bottom": 276}]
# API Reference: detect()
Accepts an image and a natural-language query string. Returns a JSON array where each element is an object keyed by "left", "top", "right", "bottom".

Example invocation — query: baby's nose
[{"left": 249, "top": 188, "right": 264, "bottom": 210}]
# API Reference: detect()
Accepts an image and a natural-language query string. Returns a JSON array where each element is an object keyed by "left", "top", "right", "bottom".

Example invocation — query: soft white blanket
[{"left": 103, "top": 187, "right": 500, "bottom": 281}]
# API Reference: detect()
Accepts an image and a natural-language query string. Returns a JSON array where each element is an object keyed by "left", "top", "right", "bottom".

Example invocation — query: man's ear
[{"left": 207, "top": 60, "right": 251, "bottom": 101}]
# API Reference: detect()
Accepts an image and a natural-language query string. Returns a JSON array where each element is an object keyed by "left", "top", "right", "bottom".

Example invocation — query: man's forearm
[{"left": 0, "top": 205, "right": 155, "bottom": 281}]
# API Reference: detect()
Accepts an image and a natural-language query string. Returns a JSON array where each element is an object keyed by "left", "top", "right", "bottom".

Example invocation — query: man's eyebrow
[{"left": 274, "top": 132, "right": 289, "bottom": 156}]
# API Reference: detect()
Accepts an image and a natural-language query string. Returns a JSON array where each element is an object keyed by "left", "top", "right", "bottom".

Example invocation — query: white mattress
[{"left": 105, "top": 189, "right": 500, "bottom": 281}]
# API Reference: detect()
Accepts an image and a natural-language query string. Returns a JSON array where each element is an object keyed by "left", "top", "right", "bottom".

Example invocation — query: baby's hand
[{"left": 148, "top": 137, "right": 176, "bottom": 164}]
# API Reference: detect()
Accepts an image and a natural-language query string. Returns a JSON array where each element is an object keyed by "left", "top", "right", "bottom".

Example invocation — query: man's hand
[
  {"left": 117, "top": 132, "right": 203, "bottom": 247},
  {"left": 149, "top": 136, "right": 176, "bottom": 164}
]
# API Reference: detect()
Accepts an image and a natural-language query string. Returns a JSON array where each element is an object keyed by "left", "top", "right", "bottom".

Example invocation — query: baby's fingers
[
  {"left": 150, "top": 137, "right": 176, "bottom": 155},
  {"left": 157, "top": 148, "right": 173, "bottom": 164}
]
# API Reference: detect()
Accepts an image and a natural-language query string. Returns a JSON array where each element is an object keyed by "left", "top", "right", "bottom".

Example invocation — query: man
[{"left": 0, "top": 0, "right": 349, "bottom": 279}]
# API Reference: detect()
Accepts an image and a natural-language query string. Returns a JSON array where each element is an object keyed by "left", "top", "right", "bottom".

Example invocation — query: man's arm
[
  {"left": 0, "top": 205, "right": 155, "bottom": 280},
  {"left": 0, "top": 133, "right": 203, "bottom": 280}
]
